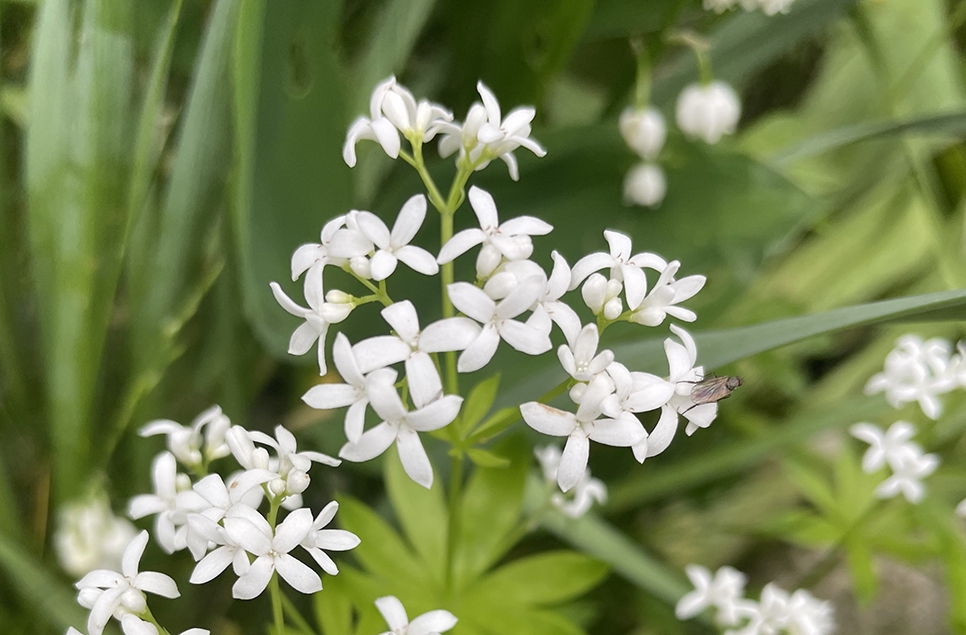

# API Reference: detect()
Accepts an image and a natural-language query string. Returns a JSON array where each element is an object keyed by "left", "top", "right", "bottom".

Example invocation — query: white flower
[
  {"left": 75, "top": 531, "right": 179, "bottom": 635},
  {"left": 379, "top": 81, "right": 454, "bottom": 140},
  {"left": 302, "top": 332, "right": 388, "bottom": 444},
  {"left": 957, "top": 497, "right": 966, "bottom": 518},
  {"left": 437, "top": 186, "right": 552, "bottom": 279},
  {"left": 438, "top": 81, "right": 546, "bottom": 180},
  {"left": 581, "top": 273, "right": 624, "bottom": 321},
  {"left": 558, "top": 324, "right": 613, "bottom": 383},
  {"left": 676, "top": 81, "right": 741, "bottom": 144},
  {"left": 187, "top": 512, "right": 252, "bottom": 584},
  {"left": 527, "top": 251, "right": 582, "bottom": 345},
  {"left": 704, "top": 0, "right": 738, "bottom": 11},
  {"left": 352, "top": 195, "right": 439, "bottom": 281},
  {"left": 55, "top": 495, "right": 138, "bottom": 579},
  {"left": 339, "top": 370, "right": 463, "bottom": 488},
  {"left": 345, "top": 77, "right": 439, "bottom": 167},
  {"left": 348, "top": 301, "right": 480, "bottom": 406},
  {"left": 849, "top": 421, "right": 917, "bottom": 473},
  {"left": 520, "top": 374, "right": 646, "bottom": 491},
  {"left": 875, "top": 446, "right": 939, "bottom": 504},
  {"left": 185, "top": 470, "right": 275, "bottom": 559},
  {"left": 448, "top": 278, "right": 552, "bottom": 373},
  {"left": 758, "top": 0, "right": 796, "bottom": 15},
  {"left": 620, "top": 106, "right": 666, "bottom": 159},
  {"left": 786, "top": 589, "right": 835, "bottom": 635},
  {"left": 865, "top": 335, "right": 956, "bottom": 420},
  {"left": 645, "top": 326, "right": 717, "bottom": 459},
  {"left": 127, "top": 453, "right": 207, "bottom": 554},
  {"left": 601, "top": 362, "right": 676, "bottom": 462},
  {"left": 299, "top": 501, "right": 361, "bottom": 575},
  {"left": 733, "top": 583, "right": 792, "bottom": 635},
  {"left": 375, "top": 595, "right": 458, "bottom": 635},
  {"left": 290, "top": 214, "right": 347, "bottom": 282},
  {"left": 224, "top": 506, "right": 321, "bottom": 599},
  {"left": 629, "top": 260, "right": 705, "bottom": 326},
  {"left": 270, "top": 277, "right": 352, "bottom": 376},
  {"left": 534, "top": 445, "right": 608, "bottom": 518},
  {"left": 624, "top": 163, "right": 667, "bottom": 208},
  {"left": 569, "top": 230, "right": 667, "bottom": 311},
  {"left": 240, "top": 425, "right": 340, "bottom": 499},
  {"left": 139, "top": 405, "right": 231, "bottom": 469},
  {"left": 675, "top": 564, "right": 747, "bottom": 625},
  {"left": 118, "top": 615, "right": 208, "bottom": 635}
]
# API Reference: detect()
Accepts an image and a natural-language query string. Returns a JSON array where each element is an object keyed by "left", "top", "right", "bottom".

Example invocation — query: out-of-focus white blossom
[
  {"left": 374, "top": 595, "right": 458, "bottom": 635},
  {"left": 703, "top": 0, "right": 738, "bottom": 11},
  {"left": 676, "top": 81, "right": 741, "bottom": 144},
  {"left": 620, "top": 107, "right": 666, "bottom": 160},
  {"left": 623, "top": 163, "right": 667, "bottom": 208},
  {"left": 676, "top": 564, "right": 748, "bottom": 625},
  {"left": 56, "top": 496, "right": 138, "bottom": 579},
  {"left": 865, "top": 335, "right": 957, "bottom": 420},
  {"left": 534, "top": 445, "right": 608, "bottom": 518},
  {"left": 117, "top": 615, "right": 208, "bottom": 635},
  {"left": 850, "top": 421, "right": 938, "bottom": 504},
  {"left": 139, "top": 405, "right": 231, "bottom": 470}
]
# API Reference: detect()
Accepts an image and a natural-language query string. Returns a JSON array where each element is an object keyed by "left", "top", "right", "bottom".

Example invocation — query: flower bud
[
  {"left": 570, "top": 382, "right": 587, "bottom": 403},
  {"left": 286, "top": 470, "right": 311, "bottom": 496},
  {"left": 252, "top": 447, "right": 271, "bottom": 470},
  {"left": 582, "top": 273, "right": 608, "bottom": 314},
  {"left": 623, "top": 163, "right": 667, "bottom": 208},
  {"left": 175, "top": 473, "right": 192, "bottom": 492},
  {"left": 350, "top": 256, "right": 372, "bottom": 279},
  {"left": 120, "top": 588, "right": 147, "bottom": 615},
  {"left": 604, "top": 297, "right": 624, "bottom": 320},
  {"left": 77, "top": 587, "right": 101, "bottom": 609},
  {"left": 325, "top": 289, "right": 352, "bottom": 304},
  {"left": 476, "top": 244, "right": 503, "bottom": 279},
  {"left": 483, "top": 271, "right": 517, "bottom": 300},
  {"left": 619, "top": 107, "right": 666, "bottom": 159},
  {"left": 269, "top": 478, "right": 288, "bottom": 498},
  {"left": 676, "top": 81, "right": 741, "bottom": 144}
]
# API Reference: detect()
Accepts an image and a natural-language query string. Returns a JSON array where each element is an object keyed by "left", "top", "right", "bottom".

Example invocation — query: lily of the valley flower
[
  {"left": 339, "top": 369, "right": 463, "bottom": 488},
  {"left": 75, "top": 531, "right": 180, "bottom": 635},
  {"left": 620, "top": 106, "right": 666, "bottom": 160},
  {"left": 375, "top": 595, "right": 458, "bottom": 635},
  {"left": 299, "top": 501, "right": 361, "bottom": 575},
  {"left": 139, "top": 405, "right": 231, "bottom": 470},
  {"left": 570, "top": 230, "right": 667, "bottom": 311},
  {"left": 675, "top": 81, "right": 741, "bottom": 144},
  {"left": 623, "top": 163, "right": 667, "bottom": 208},
  {"left": 270, "top": 277, "right": 352, "bottom": 376},
  {"left": 437, "top": 186, "right": 552, "bottom": 278},
  {"left": 127, "top": 452, "right": 207, "bottom": 554},
  {"left": 353, "top": 195, "right": 439, "bottom": 281}
]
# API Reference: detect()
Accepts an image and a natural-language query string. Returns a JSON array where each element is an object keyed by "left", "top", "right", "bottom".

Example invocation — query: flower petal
[
  {"left": 395, "top": 245, "right": 440, "bottom": 276},
  {"left": 396, "top": 428, "right": 434, "bottom": 488},
  {"left": 457, "top": 325, "right": 501, "bottom": 373},
  {"left": 391, "top": 194, "right": 427, "bottom": 246},
  {"left": 369, "top": 250, "right": 398, "bottom": 281},
  {"left": 190, "top": 546, "right": 235, "bottom": 584},
  {"left": 419, "top": 317, "right": 481, "bottom": 353},
  {"left": 274, "top": 508, "right": 314, "bottom": 553},
  {"left": 353, "top": 336, "right": 411, "bottom": 374},
  {"left": 302, "top": 383, "right": 360, "bottom": 410},
  {"left": 381, "top": 301, "right": 420, "bottom": 343},
  {"left": 520, "top": 403, "right": 576, "bottom": 436},
  {"left": 406, "top": 352, "right": 443, "bottom": 410},
  {"left": 339, "top": 422, "right": 398, "bottom": 462},
  {"left": 468, "top": 186, "right": 500, "bottom": 229},
  {"left": 448, "top": 283, "right": 496, "bottom": 323},
  {"left": 375, "top": 596, "right": 409, "bottom": 631},
  {"left": 232, "top": 555, "right": 274, "bottom": 600},
  {"left": 407, "top": 395, "right": 463, "bottom": 432},
  {"left": 437, "top": 228, "right": 485, "bottom": 264},
  {"left": 408, "top": 610, "right": 459, "bottom": 635},
  {"left": 498, "top": 319, "right": 551, "bottom": 355},
  {"left": 558, "top": 434, "right": 590, "bottom": 492}
]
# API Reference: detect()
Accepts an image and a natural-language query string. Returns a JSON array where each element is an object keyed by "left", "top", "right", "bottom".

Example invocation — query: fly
[{"left": 686, "top": 375, "right": 743, "bottom": 407}]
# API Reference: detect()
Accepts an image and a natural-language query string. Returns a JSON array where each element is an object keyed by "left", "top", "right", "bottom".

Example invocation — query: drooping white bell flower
[
  {"left": 675, "top": 564, "right": 748, "bottom": 625},
  {"left": 619, "top": 107, "right": 666, "bottom": 160},
  {"left": 374, "top": 595, "right": 458, "bottom": 635},
  {"left": 55, "top": 495, "right": 138, "bottom": 579},
  {"left": 448, "top": 277, "right": 552, "bottom": 373},
  {"left": 629, "top": 260, "right": 705, "bottom": 327},
  {"left": 298, "top": 501, "right": 361, "bottom": 575},
  {"left": 353, "top": 195, "right": 439, "bottom": 281},
  {"left": 520, "top": 374, "right": 646, "bottom": 492},
  {"left": 270, "top": 276, "right": 352, "bottom": 376},
  {"left": 139, "top": 405, "right": 231, "bottom": 470},
  {"left": 675, "top": 80, "right": 741, "bottom": 144},
  {"left": 339, "top": 369, "right": 463, "bottom": 488},
  {"left": 127, "top": 453, "right": 207, "bottom": 554},
  {"left": 302, "top": 332, "right": 392, "bottom": 444},
  {"left": 534, "top": 445, "right": 609, "bottom": 519},
  {"left": 437, "top": 186, "right": 552, "bottom": 279},
  {"left": 569, "top": 230, "right": 667, "bottom": 311},
  {"left": 558, "top": 324, "right": 614, "bottom": 383},
  {"left": 349, "top": 301, "right": 480, "bottom": 406},
  {"left": 224, "top": 507, "right": 321, "bottom": 599},
  {"left": 623, "top": 163, "right": 667, "bottom": 208},
  {"left": 75, "top": 531, "right": 180, "bottom": 635}
]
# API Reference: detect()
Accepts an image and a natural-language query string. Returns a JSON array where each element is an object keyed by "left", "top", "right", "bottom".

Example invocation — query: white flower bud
[
  {"left": 320, "top": 301, "right": 353, "bottom": 324},
  {"left": 619, "top": 107, "right": 666, "bottom": 159},
  {"left": 623, "top": 163, "right": 667, "bottom": 208},
  {"left": 476, "top": 244, "right": 503, "bottom": 279},
  {"left": 350, "top": 256, "right": 372, "bottom": 279},
  {"left": 325, "top": 289, "right": 352, "bottom": 304},
  {"left": 604, "top": 297, "right": 624, "bottom": 320},
  {"left": 120, "top": 588, "right": 147, "bottom": 615},
  {"left": 252, "top": 447, "right": 271, "bottom": 470},
  {"left": 269, "top": 478, "right": 288, "bottom": 498},
  {"left": 77, "top": 587, "right": 101, "bottom": 609},
  {"left": 582, "top": 273, "right": 608, "bottom": 313},
  {"left": 286, "top": 469, "right": 311, "bottom": 496},
  {"left": 570, "top": 382, "right": 587, "bottom": 403},
  {"left": 483, "top": 271, "right": 517, "bottom": 300},
  {"left": 175, "top": 473, "right": 192, "bottom": 492},
  {"left": 676, "top": 81, "right": 741, "bottom": 144}
]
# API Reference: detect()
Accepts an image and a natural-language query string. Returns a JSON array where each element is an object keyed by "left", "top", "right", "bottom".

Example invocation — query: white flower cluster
[
  {"left": 535, "top": 445, "right": 607, "bottom": 518},
  {"left": 850, "top": 421, "right": 938, "bottom": 504},
  {"left": 620, "top": 106, "right": 667, "bottom": 208},
  {"left": 676, "top": 564, "right": 835, "bottom": 635},
  {"left": 864, "top": 334, "right": 965, "bottom": 420},
  {"left": 704, "top": 0, "right": 797, "bottom": 16},
  {"left": 375, "top": 595, "right": 457, "bottom": 635},
  {"left": 55, "top": 495, "right": 138, "bottom": 579}
]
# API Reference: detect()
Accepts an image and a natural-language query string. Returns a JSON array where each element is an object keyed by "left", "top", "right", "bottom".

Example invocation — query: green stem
[
  {"left": 445, "top": 451, "right": 464, "bottom": 590},
  {"left": 267, "top": 498, "right": 285, "bottom": 635},
  {"left": 141, "top": 607, "right": 174, "bottom": 635}
]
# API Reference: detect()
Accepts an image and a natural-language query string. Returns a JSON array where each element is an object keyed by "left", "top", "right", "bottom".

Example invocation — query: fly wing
[{"left": 690, "top": 377, "right": 729, "bottom": 404}]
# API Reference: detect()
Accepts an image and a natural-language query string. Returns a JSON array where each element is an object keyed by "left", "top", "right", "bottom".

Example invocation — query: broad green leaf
[
  {"left": 470, "top": 551, "right": 607, "bottom": 606},
  {"left": 606, "top": 396, "right": 886, "bottom": 512},
  {"left": 313, "top": 574, "right": 354, "bottom": 635},
  {"left": 844, "top": 531, "right": 878, "bottom": 603},
  {"left": 783, "top": 459, "right": 838, "bottom": 517},
  {"left": 458, "top": 604, "right": 585, "bottom": 635},
  {"left": 455, "top": 437, "right": 530, "bottom": 586},
  {"left": 232, "top": 0, "right": 352, "bottom": 356},
  {"left": 467, "top": 407, "right": 520, "bottom": 444},
  {"left": 459, "top": 374, "right": 501, "bottom": 438},
  {"left": 466, "top": 447, "right": 510, "bottom": 468},
  {"left": 336, "top": 496, "right": 430, "bottom": 588},
  {"left": 0, "top": 534, "right": 86, "bottom": 632},
  {"left": 385, "top": 448, "right": 448, "bottom": 581}
]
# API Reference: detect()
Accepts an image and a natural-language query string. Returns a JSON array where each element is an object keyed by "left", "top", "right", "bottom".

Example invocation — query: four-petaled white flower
[
  {"left": 865, "top": 335, "right": 957, "bottom": 420},
  {"left": 629, "top": 260, "right": 705, "bottom": 326},
  {"left": 675, "top": 564, "right": 747, "bottom": 626},
  {"left": 520, "top": 374, "right": 646, "bottom": 492},
  {"left": 380, "top": 80, "right": 454, "bottom": 140},
  {"left": 570, "top": 230, "right": 667, "bottom": 311},
  {"left": 601, "top": 362, "right": 675, "bottom": 462},
  {"left": 851, "top": 420, "right": 939, "bottom": 504},
  {"left": 620, "top": 106, "right": 666, "bottom": 160},
  {"left": 448, "top": 277, "right": 551, "bottom": 373},
  {"left": 185, "top": 470, "right": 275, "bottom": 559},
  {"left": 375, "top": 595, "right": 458, "bottom": 635},
  {"left": 290, "top": 214, "right": 348, "bottom": 283},
  {"left": 139, "top": 405, "right": 231, "bottom": 470},
  {"left": 299, "top": 501, "right": 361, "bottom": 575},
  {"left": 534, "top": 445, "right": 609, "bottom": 518},
  {"left": 245, "top": 425, "right": 341, "bottom": 499},
  {"left": 558, "top": 324, "right": 613, "bottom": 383},
  {"left": 339, "top": 369, "right": 463, "bottom": 488},
  {"left": 186, "top": 512, "right": 251, "bottom": 585},
  {"left": 438, "top": 186, "right": 552, "bottom": 279},
  {"left": 350, "top": 301, "right": 480, "bottom": 406},
  {"left": 343, "top": 77, "right": 403, "bottom": 167},
  {"left": 224, "top": 506, "right": 321, "bottom": 599},
  {"left": 353, "top": 195, "right": 439, "bottom": 281},
  {"left": 849, "top": 421, "right": 917, "bottom": 473},
  {"left": 75, "top": 531, "right": 180, "bottom": 635},
  {"left": 128, "top": 453, "right": 207, "bottom": 554},
  {"left": 270, "top": 277, "right": 352, "bottom": 376},
  {"left": 676, "top": 81, "right": 741, "bottom": 145}
]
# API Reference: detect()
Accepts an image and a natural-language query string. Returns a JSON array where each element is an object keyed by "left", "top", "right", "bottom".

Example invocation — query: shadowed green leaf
[
  {"left": 469, "top": 551, "right": 607, "bottom": 606},
  {"left": 385, "top": 449, "right": 448, "bottom": 581},
  {"left": 0, "top": 534, "right": 86, "bottom": 632}
]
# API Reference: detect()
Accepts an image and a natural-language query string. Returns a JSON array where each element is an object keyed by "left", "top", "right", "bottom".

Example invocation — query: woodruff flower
[
  {"left": 231, "top": 425, "right": 340, "bottom": 501},
  {"left": 675, "top": 81, "right": 741, "bottom": 144},
  {"left": 75, "top": 531, "right": 179, "bottom": 635},
  {"left": 339, "top": 369, "right": 463, "bottom": 488},
  {"left": 623, "top": 163, "right": 667, "bottom": 208},
  {"left": 570, "top": 230, "right": 667, "bottom": 311},
  {"left": 675, "top": 564, "right": 747, "bottom": 625},
  {"left": 558, "top": 324, "right": 613, "bottom": 383},
  {"left": 865, "top": 334, "right": 957, "bottom": 420},
  {"left": 850, "top": 421, "right": 938, "bottom": 503},
  {"left": 352, "top": 194, "right": 439, "bottom": 281},
  {"left": 139, "top": 405, "right": 231, "bottom": 470},
  {"left": 534, "top": 445, "right": 608, "bottom": 518},
  {"left": 127, "top": 452, "right": 207, "bottom": 554},
  {"left": 629, "top": 260, "right": 706, "bottom": 327},
  {"left": 375, "top": 595, "right": 458, "bottom": 635},
  {"left": 270, "top": 276, "right": 352, "bottom": 376},
  {"left": 299, "top": 501, "right": 361, "bottom": 575}
]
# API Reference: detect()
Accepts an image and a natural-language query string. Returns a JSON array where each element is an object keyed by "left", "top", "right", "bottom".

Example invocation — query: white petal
[
  {"left": 343, "top": 117, "right": 373, "bottom": 167},
  {"left": 274, "top": 508, "right": 314, "bottom": 553},
  {"left": 457, "top": 325, "right": 501, "bottom": 373},
  {"left": 224, "top": 517, "right": 273, "bottom": 556},
  {"left": 500, "top": 216, "right": 553, "bottom": 237},
  {"left": 558, "top": 434, "right": 590, "bottom": 493},
  {"left": 134, "top": 571, "right": 179, "bottom": 598},
  {"left": 569, "top": 252, "right": 614, "bottom": 290},
  {"left": 270, "top": 281, "right": 307, "bottom": 317},
  {"left": 645, "top": 405, "right": 679, "bottom": 457},
  {"left": 302, "top": 383, "right": 359, "bottom": 409},
  {"left": 315, "top": 529, "right": 361, "bottom": 551},
  {"left": 344, "top": 400, "right": 368, "bottom": 445},
  {"left": 495, "top": 276, "right": 543, "bottom": 319},
  {"left": 468, "top": 186, "right": 500, "bottom": 229},
  {"left": 621, "top": 264, "right": 648, "bottom": 311},
  {"left": 409, "top": 610, "right": 459, "bottom": 635},
  {"left": 499, "top": 151, "right": 520, "bottom": 181},
  {"left": 448, "top": 283, "right": 496, "bottom": 323},
  {"left": 232, "top": 556, "right": 274, "bottom": 600},
  {"left": 437, "top": 228, "right": 485, "bottom": 264},
  {"left": 419, "top": 317, "right": 481, "bottom": 352},
  {"left": 289, "top": 321, "right": 320, "bottom": 356},
  {"left": 120, "top": 615, "right": 158, "bottom": 635},
  {"left": 332, "top": 332, "right": 365, "bottom": 386},
  {"left": 190, "top": 547, "right": 234, "bottom": 584},
  {"left": 353, "top": 336, "right": 411, "bottom": 373},
  {"left": 370, "top": 117, "right": 401, "bottom": 159},
  {"left": 407, "top": 395, "right": 463, "bottom": 431},
  {"left": 499, "top": 319, "right": 551, "bottom": 355},
  {"left": 122, "top": 530, "right": 150, "bottom": 579},
  {"left": 395, "top": 245, "right": 440, "bottom": 276},
  {"left": 391, "top": 194, "right": 427, "bottom": 246},
  {"left": 396, "top": 428, "right": 434, "bottom": 488},
  {"left": 375, "top": 596, "right": 409, "bottom": 631},
  {"left": 339, "top": 423, "right": 398, "bottom": 462},
  {"left": 520, "top": 403, "right": 577, "bottom": 436},
  {"left": 406, "top": 352, "right": 443, "bottom": 409},
  {"left": 588, "top": 415, "right": 646, "bottom": 447},
  {"left": 366, "top": 376, "right": 408, "bottom": 422},
  {"left": 369, "top": 250, "right": 398, "bottom": 281},
  {"left": 305, "top": 546, "right": 340, "bottom": 575}
]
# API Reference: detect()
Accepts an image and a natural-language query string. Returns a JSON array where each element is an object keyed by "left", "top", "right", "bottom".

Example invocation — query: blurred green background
[{"left": 3, "top": 0, "right": 966, "bottom": 633}]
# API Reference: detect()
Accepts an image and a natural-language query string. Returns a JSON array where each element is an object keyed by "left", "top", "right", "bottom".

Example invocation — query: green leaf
[
  {"left": 232, "top": 0, "right": 353, "bottom": 356},
  {"left": 313, "top": 574, "right": 354, "bottom": 635},
  {"left": 919, "top": 500, "right": 966, "bottom": 633},
  {"left": 458, "top": 604, "right": 585, "bottom": 635},
  {"left": 844, "top": 531, "right": 878, "bottom": 603},
  {"left": 336, "top": 495, "right": 430, "bottom": 587},
  {"left": 470, "top": 551, "right": 607, "bottom": 606},
  {"left": 466, "top": 447, "right": 511, "bottom": 468},
  {"left": 455, "top": 437, "right": 530, "bottom": 586},
  {"left": 459, "top": 374, "right": 501, "bottom": 438},
  {"left": 0, "top": 534, "right": 87, "bottom": 632},
  {"left": 384, "top": 448, "right": 448, "bottom": 581},
  {"left": 783, "top": 459, "right": 838, "bottom": 517},
  {"left": 467, "top": 407, "right": 520, "bottom": 444}
]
